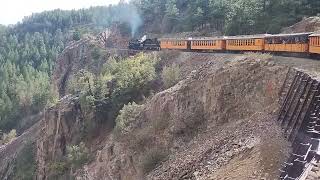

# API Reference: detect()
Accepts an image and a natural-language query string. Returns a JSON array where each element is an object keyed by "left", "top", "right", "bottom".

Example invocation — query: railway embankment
[{"left": 277, "top": 69, "right": 320, "bottom": 179}]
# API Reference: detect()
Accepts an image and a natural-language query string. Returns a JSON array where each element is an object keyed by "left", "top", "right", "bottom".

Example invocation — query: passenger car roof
[
  {"left": 159, "top": 38, "right": 188, "bottom": 41},
  {"left": 188, "top": 37, "right": 224, "bottom": 40},
  {"left": 224, "top": 34, "right": 269, "bottom": 40},
  {"left": 266, "top": 32, "right": 312, "bottom": 38},
  {"left": 310, "top": 33, "right": 320, "bottom": 37}
]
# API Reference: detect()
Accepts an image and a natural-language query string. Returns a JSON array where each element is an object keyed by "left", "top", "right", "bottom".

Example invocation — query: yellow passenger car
[
  {"left": 190, "top": 38, "right": 226, "bottom": 50},
  {"left": 225, "top": 35, "right": 266, "bottom": 51},
  {"left": 264, "top": 33, "right": 311, "bottom": 53},
  {"left": 160, "top": 39, "right": 188, "bottom": 50},
  {"left": 309, "top": 34, "right": 320, "bottom": 54}
]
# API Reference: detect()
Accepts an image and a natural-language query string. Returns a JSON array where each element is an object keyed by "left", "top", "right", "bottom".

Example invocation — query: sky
[{"left": 0, "top": 0, "right": 121, "bottom": 25}]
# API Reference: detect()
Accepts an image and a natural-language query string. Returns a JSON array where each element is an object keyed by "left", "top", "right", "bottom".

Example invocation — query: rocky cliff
[
  {"left": 36, "top": 96, "right": 84, "bottom": 180},
  {"left": 69, "top": 57, "right": 291, "bottom": 179}
]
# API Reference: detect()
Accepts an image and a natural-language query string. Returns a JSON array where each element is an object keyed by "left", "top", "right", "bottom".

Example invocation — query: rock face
[
  {"left": 73, "top": 58, "right": 291, "bottom": 179},
  {"left": 147, "top": 58, "right": 284, "bottom": 130},
  {"left": 36, "top": 96, "right": 84, "bottom": 180},
  {"left": 53, "top": 38, "right": 107, "bottom": 97}
]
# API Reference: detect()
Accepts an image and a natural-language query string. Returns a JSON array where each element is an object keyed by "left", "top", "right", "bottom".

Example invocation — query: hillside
[
  {"left": 1, "top": 0, "right": 320, "bottom": 136},
  {"left": 1, "top": 34, "right": 320, "bottom": 179},
  {"left": 0, "top": 44, "right": 280, "bottom": 179},
  {"left": 282, "top": 16, "right": 320, "bottom": 33},
  {"left": 133, "top": 0, "right": 320, "bottom": 36},
  {"left": 1, "top": 0, "right": 320, "bottom": 179}
]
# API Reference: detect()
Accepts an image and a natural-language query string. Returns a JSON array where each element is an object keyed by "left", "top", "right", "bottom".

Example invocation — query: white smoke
[{"left": 116, "top": 2, "right": 143, "bottom": 37}]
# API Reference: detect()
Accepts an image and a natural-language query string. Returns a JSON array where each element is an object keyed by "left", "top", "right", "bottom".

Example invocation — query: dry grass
[{"left": 161, "top": 64, "right": 181, "bottom": 89}]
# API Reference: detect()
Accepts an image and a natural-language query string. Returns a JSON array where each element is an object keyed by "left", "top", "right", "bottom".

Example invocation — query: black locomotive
[{"left": 128, "top": 35, "right": 160, "bottom": 50}]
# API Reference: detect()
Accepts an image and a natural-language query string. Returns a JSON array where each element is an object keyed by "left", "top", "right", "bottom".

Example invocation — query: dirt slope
[
  {"left": 148, "top": 113, "right": 289, "bottom": 180},
  {"left": 282, "top": 16, "right": 320, "bottom": 33}
]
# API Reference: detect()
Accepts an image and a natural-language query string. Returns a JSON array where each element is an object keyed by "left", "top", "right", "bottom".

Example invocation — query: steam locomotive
[{"left": 128, "top": 35, "right": 160, "bottom": 50}]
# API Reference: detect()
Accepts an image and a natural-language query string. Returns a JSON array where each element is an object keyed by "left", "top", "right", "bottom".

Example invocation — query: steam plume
[{"left": 116, "top": 3, "right": 143, "bottom": 37}]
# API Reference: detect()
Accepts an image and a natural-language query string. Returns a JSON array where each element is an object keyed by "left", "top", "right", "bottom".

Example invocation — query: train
[{"left": 128, "top": 32, "right": 320, "bottom": 56}]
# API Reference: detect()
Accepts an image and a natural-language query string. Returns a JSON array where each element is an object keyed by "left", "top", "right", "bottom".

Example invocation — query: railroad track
[{"left": 105, "top": 47, "right": 320, "bottom": 61}]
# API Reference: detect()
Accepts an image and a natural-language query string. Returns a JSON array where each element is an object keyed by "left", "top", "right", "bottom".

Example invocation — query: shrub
[
  {"left": 161, "top": 64, "right": 181, "bottom": 89},
  {"left": 244, "top": 52, "right": 273, "bottom": 60},
  {"left": 102, "top": 53, "right": 158, "bottom": 94},
  {"left": 73, "top": 30, "right": 81, "bottom": 41},
  {"left": 140, "top": 147, "right": 168, "bottom": 174},
  {"left": 79, "top": 94, "right": 96, "bottom": 115},
  {"left": 1, "top": 129, "right": 16, "bottom": 145},
  {"left": 115, "top": 102, "right": 144, "bottom": 133},
  {"left": 67, "top": 142, "right": 89, "bottom": 169},
  {"left": 49, "top": 161, "right": 68, "bottom": 177},
  {"left": 91, "top": 47, "right": 102, "bottom": 60},
  {"left": 68, "top": 71, "right": 99, "bottom": 135},
  {"left": 155, "top": 50, "right": 181, "bottom": 72},
  {"left": 67, "top": 70, "right": 96, "bottom": 96}
]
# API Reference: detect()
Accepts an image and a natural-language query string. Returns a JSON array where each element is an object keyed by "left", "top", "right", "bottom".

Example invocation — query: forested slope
[
  {"left": 0, "top": 4, "right": 140, "bottom": 134},
  {"left": 133, "top": 0, "right": 320, "bottom": 35}
]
